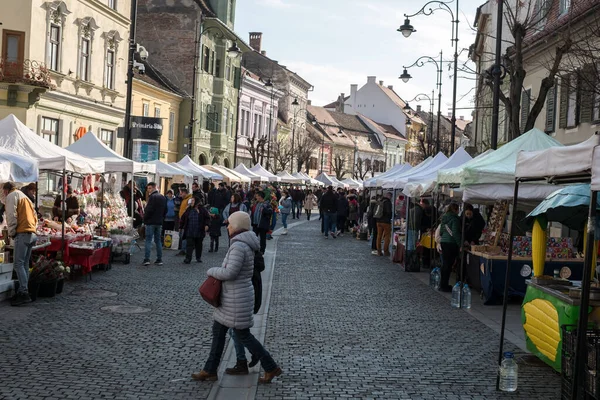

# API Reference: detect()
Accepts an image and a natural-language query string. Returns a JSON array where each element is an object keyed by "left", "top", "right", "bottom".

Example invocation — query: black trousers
[
  {"left": 305, "top": 209, "right": 312, "bottom": 220},
  {"left": 371, "top": 224, "right": 378, "bottom": 250},
  {"left": 440, "top": 242, "right": 460, "bottom": 289},
  {"left": 337, "top": 216, "right": 347, "bottom": 233},
  {"left": 210, "top": 236, "right": 219, "bottom": 251},
  {"left": 253, "top": 227, "right": 267, "bottom": 254},
  {"left": 185, "top": 237, "right": 204, "bottom": 262}
]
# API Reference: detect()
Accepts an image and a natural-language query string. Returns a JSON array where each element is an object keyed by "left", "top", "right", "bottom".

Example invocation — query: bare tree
[
  {"left": 354, "top": 157, "right": 371, "bottom": 180},
  {"left": 295, "top": 132, "right": 320, "bottom": 173},
  {"left": 330, "top": 151, "right": 347, "bottom": 180},
  {"left": 272, "top": 137, "right": 292, "bottom": 172},
  {"left": 246, "top": 134, "right": 267, "bottom": 166}
]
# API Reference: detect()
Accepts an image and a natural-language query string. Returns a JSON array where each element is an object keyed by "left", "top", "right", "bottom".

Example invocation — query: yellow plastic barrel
[{"left": 532, "top": 218, "right": 547, "bottom": 277}]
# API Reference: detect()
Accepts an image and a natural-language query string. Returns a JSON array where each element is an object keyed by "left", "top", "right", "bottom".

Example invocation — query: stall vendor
[
  {"left": 461, "top": 203, "right": 486, "bottom": 245},
  {"left": 52, "top": 186, "right": 79, "bottom": 221},
  {"left": 120, "top": 180, "right": 144, "bottom": 227}
]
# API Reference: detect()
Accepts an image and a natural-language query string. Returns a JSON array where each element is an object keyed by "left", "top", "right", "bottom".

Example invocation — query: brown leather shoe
[
  {"left": 191, "top": 370, "right": 218, "bottom": 381},
  {"left": 258, "top": 367, "right": 282, "bottom": 384},
  {"left": 384, "top": 252, "right": 391, "bottom": 257},
  {"left": 225, "top": 360, "right": 249, "bottom": 375}
]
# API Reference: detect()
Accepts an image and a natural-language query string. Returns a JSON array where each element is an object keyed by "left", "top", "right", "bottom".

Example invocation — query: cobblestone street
[{"left": 0, "top": 219, "right": 560, "bottom": 399}]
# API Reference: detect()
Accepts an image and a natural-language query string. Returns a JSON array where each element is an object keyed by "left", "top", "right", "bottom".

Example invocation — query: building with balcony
[{"left": 0, "top": 0, "right": 130, "bottom": 152}]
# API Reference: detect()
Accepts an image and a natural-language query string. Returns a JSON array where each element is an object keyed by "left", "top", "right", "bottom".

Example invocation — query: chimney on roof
[
  {"left": 379, "top": 80, "right": 384, "bottom": 86},
  {"left": 387, "top": 85, "right": 393, "bottom": 90},
  {"left": 307, "top": 100, "right": 312, "bottom": 105},
  {"left": 261, "top": 50, "right": 266, "bottom": 56},
  {"left": 249, "top": 32, "right": 263, "bottom": 52},
  {"left": 338, "top": 93, "right": 345, "bottom": 113},
  {"left": 367, "top": 76, "right": 376, "bottom": 84},
  {"left": 350, "top": 84, "right": 358, "bottom": 110},
  {"left": 416, "top": 105, "right": 422, "bottom": 112}
]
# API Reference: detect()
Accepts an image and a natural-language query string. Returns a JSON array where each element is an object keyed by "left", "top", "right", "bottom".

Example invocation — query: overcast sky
[{"left": 236, "top": 0, "right": 485, "bottom": 120}]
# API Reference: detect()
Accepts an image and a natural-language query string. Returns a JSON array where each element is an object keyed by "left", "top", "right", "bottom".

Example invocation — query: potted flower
[{"left": 29, "top": 257, "right": 68, "bottom": 297}]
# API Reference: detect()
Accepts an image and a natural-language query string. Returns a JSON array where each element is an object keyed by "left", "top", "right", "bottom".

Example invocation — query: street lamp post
[
  {"left": 290, "top": 98, "right": 309, "bottom": 174},
  {"left": 399, "top": 0, "right": 460, "bottom": 153},
  {"left": 404, "top": 90, "right": 435, "bottom": 155},
  {"left": 400, "top": 52, "right": 443, "bottom": 153},
  {"left": 352, "top": 136, "right": 358, "bottom": 179}
]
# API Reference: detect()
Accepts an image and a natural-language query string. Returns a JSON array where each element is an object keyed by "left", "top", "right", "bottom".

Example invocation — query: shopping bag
[
  {"left": 163, "top": 230, "right": 179, "bottom": 249},
  {"left": 199, "top": 276, "right": 222, "bottom": 307}
]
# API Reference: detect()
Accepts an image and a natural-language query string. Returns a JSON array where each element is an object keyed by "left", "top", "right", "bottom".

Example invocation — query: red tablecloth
[
  {"left": 68, "top": 247, "right": 111, "bottom": 275},
  {"left": 33, "top": 235, "right": 92, "bottom": 265}
]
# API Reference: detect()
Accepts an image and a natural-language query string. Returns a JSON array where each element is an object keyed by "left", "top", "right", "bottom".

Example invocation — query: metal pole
[
  {"left": 61, "top": 170, "right": 66, "bottom": 257},
  {"left": 291, "top": 116, "right": 296, "bottom": 173},
  {"left": 496, "top": 179, "right": 520, "bottom": 390},
  {"left": 572, "top": 190, "right": 597, "bottom": 399},
  {"left": 490, "top": 0, "right": 504, "bottom": 150},
  {"left": 100, "top": 178, "right": 104, "bottom": 227},
  {"left": 266, "top": 88, "right": 274, "bottom": 170},
  {"left": 189, "top": 21, "right": 200, "bottom": 158},
  {"left": 233, "top": 71, "right": 242, "bottom": 166},
  {"left": 123, "top": 0, "right": 138, "bottom": 160},
  {"left": 458, "top": 203, "right": 467, "bottom": 308},
  {"left": 436, "top": 51, "right": 442, "bottom": 154},
  {"left": 320, "top": 131, "right": 325, "bottom": 173},
  {"left": 449, "top": 0, "right": 459, "bottom": 154}
]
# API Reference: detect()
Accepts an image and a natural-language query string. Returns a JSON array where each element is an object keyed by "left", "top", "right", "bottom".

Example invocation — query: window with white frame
[
  {"left": 99, "top": 129, "right": 114, "bottom": 148},
  {"left": 49, "top": 25, "right": 60, "bottom": 71},
  {"left": 154, "top": 106, "right": 161, "bottom": 118},
  {"left": 41, "top": 117, "right": 59, "bottom": 144},
  {"left": 257, "top": 115, "right": 263, "bottom": 137},
  {"left": 225, "top": 57, "right": 231, "bottom": 81},
  {"left": 240, "top": 110, "right": 246, "bottom": 136},
  {"left": 105, "top": 49, "right": 115, "bottom": 89},
  {"left": 253, "top": 114, "right": 258, "bottom": 137},
  {"left": 223, "top": 108, "right": 229, "bottom": 134},
  {"left": 169, "top": 112, "right": 175, "bottom": 141},
  {"left": 245, "top": 111, "right": 250, "bottom": 137},
  {"left": 80, "top": 38, "right": 90, "bottom": 81},
  {"left": 143, "top": 103, "right": 149, "bottom": 117}
]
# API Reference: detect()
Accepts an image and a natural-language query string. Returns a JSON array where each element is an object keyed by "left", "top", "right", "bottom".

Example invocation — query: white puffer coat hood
[{"left": 206, "top": 230, "right": 260, "bottom": 329}]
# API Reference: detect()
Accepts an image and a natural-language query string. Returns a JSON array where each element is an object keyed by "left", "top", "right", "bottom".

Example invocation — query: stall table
[
  {"left": 470, "top": 250, "right": 585, "bottom": 304},
  {"left": 68, "top": 246, "right": 111, "bottom": 277},
  {"left": 33, "top": 235, "right": 92, "bottom": 265}
]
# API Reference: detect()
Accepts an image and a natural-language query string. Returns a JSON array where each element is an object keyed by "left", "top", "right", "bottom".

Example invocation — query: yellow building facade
[{"left": 0, "top": 0, "right": 130, "bottom": 152}]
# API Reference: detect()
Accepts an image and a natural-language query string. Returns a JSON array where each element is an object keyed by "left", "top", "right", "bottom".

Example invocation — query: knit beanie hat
[
  {"left": 210, "top": 207, "right": 219, "bottom": 215},
  {"left": 228, "top": 211, "right": 251, "bottom": 232}
]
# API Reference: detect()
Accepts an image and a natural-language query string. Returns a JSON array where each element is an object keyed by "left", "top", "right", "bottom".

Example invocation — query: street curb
[{"left": 207, "top": 219, "right": 309, "bottom": 400}]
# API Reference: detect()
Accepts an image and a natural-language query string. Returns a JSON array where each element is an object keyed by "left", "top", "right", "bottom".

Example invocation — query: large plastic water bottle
[
  {"left": 499, "top": 352, "right": 518, "bottom": 392},
  {"left": 430, "top": 267, "right": 441, "bottom": 290},
  {"left": 451, "top": 282, "right": 462, "bottom": 308},
  {"left": 461, "top": 284, "right": 472, "bottom": 309}
]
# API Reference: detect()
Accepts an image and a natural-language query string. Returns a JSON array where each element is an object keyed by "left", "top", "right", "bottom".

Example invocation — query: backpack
[{"left": 373, "top": 201, "right": 384, "bottom": 219}]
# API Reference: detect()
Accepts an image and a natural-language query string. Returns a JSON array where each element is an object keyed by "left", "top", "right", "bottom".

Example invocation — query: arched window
[{"left": 198, "top": 154, "right": 208, "bottom": 165}]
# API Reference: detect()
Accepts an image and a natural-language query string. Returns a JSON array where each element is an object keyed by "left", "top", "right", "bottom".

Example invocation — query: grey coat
[
  {"left": 207, "top": 230, "right": 260, "bottom": 329},
  {"left": 279, "top": 196, "right": 292, "bottom": 215}
]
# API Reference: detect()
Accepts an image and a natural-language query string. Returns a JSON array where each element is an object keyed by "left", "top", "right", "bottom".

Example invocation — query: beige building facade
[{"left": 0, "top": 0, "right": 129, "bottom": 152}]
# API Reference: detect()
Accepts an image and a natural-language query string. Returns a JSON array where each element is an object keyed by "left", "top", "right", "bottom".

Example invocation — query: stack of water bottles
[
  {"left": 451, "top": 282, "right": 472, "bottom": 309},
  {"left": 429, "top": 267, "right": 441, "bottom": 290}
]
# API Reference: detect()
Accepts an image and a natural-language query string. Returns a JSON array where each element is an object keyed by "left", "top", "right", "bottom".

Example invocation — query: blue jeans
[
  {"left": 144, "top": 225, "right": 163, "bottom": 261},
  {"left": 230, "top": 329, "right": 247, "bottom": 361},
  {"left": 324, "top": 212, "right": 337, "bottom": 236},
  {"left": 281, "top": 213, "right": 289, "bottom": 229},
  {"left": 204, "top": 321, "right": 277, "bottom": 373},
  {"left": 270, "top": 213, "right": 277, "bottom": 231},
  {"left": 407, "top": 229, "right": 419, "bottom": 251},
  {"left": 14, "top": 233, "right": 36, "bottom": 294}
]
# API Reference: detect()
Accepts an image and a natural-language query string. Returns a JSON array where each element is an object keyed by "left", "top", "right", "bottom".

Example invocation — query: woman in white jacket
[{"left": 192, "top": 211, "right": 282, "bottom": 384}]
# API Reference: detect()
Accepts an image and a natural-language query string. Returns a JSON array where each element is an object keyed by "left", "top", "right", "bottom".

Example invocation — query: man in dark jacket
[
  {"left": 336, "top": 189, "right": 349, "bottom": 235},
  {"left": 320, "top": 186, "right": 338, "bottom": 238},
  {"left": 215, "top": 183, "right": 230, "bottom": 212},
  {"left": 376, "top": 192, "right": 393, "bottom": 256},
  {"left": 251, "top": 191, "right": 273, "bottom": 254},
  {"left": 143, "top": 182, "right": 167, "bottom": 266},
  {"left": 192, "top": 181, "right": 206, "bottom": 206},
  {"left": 180, "top": 198, "right": 210, "bottom": 264},
  {"left": 462, "top": 203, "right": 486, "bottom": 245},
  {"left": 291, "top": 187, "right": 304, "bottom": 219}
]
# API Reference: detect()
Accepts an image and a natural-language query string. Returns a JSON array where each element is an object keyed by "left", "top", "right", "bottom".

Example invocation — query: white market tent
[
  {"left": 437, "top": 149, "right": 494, "bottom": 185},
  {"left": 234, "top": 164, "right": 269, "bottom": 182},
  {"left": 0, "top": 148, "right": 39, "bottom": 182},
  {"left": 66, "top": 131, "right": 156, "bottom": 174},
  {"left": 363, "top": 163, "right": 412, "bottom": 188},
  {"left": 315, "top": 172, "right": 347, "bottom": 188},
  {"left": 341, "top": 178, "right": 362, "bottom": 189},
  {"left": 148, "top": 160, "right": 193, "bottom": 179},
  {"left": 293, "top": 172, "right": 323, "bottom": 186},
  {"left": 460, "top": 128, "right": 564, "bottom": 203},
  {"left": 0, "top": 114, "right": 104, "bottom": 174},
  {"left": 174, "top": 156, "right": 223, "bottom": 180},
  {"left": 203, "top": 164, "right": 250, "bottom": 183},
  {"left": 250, "top": 164, "right": 281, "bottom": 182},
  {"left": 402, "top": 147, "right": 473, "bottom": 197},
  {"left": 276, "top": 171, "right": 304, "bottom": 184},
  {"left": 391, "top": 152, "right": 450, "bottom": 189},
  {"left": 379, "top": 154, "right": 447, "bottom": 189}
]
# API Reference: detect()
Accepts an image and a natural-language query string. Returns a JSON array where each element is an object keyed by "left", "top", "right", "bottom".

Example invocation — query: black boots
[{"left": 225, "top": 360, "right": 249, "bottom": 375}]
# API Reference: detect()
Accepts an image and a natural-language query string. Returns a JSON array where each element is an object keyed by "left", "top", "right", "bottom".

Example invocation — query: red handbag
[{"left": 199, "top": 276, "right": 222, "bottom": 307}]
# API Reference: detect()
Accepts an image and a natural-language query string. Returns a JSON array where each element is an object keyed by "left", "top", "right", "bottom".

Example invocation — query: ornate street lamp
[
  {"left": 399, "top": 69, "right": 412, "bottom": 83},
  {"left": 397, "top": 18, "right": 416, "bottom": 38}
]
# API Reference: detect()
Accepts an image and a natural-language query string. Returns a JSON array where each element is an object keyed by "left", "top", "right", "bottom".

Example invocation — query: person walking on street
[
  {"left": 208, "top": 207, "right": 222, "bottom": 253},
  {"left": 439, "top": 203, "right": 462, "bottom": 292},
  {"left": 291, "top": 187, "right": 303, "bottom": 219},
  {"left": 177, "top": 187, "right": 193, "bottom": 256},
  {"left": 368, "top": 195, "right": 379, "bottom": 255},
  {"left": 192, "top": 211, "right": 282, "bottom": 383},
  {"left": 304, "top": 190, "right": 318, "bottom": 220},
  {"left": 251, "top": 191, "right": 272, "bottom": 254},
  {"left": 278, "top": 190, "right": 292, "bottom": 235},
  {"left": 320, "top": 186, "right": 338, "bottom": 239},
  {"left": 347, "top": 193, "right": 359, "bottom": 231},
  {"left": 180, "top": 197, "right": 210, "bottom": 264},
  {"left": 336, "top": 190, "right": 349, "bottom": 236},
  {"left": 376, "top": 192, "right": 393, "bottom": 256},
  {"left": 192, "top": 181, "right": 205, "bottom": 206},
  {"left": 162, "top": 190, "right": 176, "bottom": 241},
  {"left": 143, "top": 182, "right": 167, "bottom": 266},
  {"left": 4, "top": 182, "right": 38, "bottom": 306}
]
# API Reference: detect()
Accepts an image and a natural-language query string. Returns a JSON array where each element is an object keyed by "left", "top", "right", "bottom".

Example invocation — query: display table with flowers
[{"left": 68, "top": 238, "right": 112, "bottom": 277}]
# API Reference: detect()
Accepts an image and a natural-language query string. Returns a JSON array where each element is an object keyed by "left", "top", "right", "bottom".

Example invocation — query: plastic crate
[{"left": 562, "top": 325, "right": 600, "bottom": 399}]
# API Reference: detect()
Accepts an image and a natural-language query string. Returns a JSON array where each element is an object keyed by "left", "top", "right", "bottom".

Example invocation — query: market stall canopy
[
  {"left": 363, "top": 163, "right": 412, "bottom": 188},
  {"left": 148, "top": 160, "right": 193, "bottom": 178},
  {"left": 203, "top": 164, "right": 250, "bottom": 183},
  {"left": 174, "top": 156, "right": 223, "bottom": 180},
  {"left": 234, "top": 164, "right": 269, "bottom": 182},
  {"left": 250, "top": 164, "right": 281, "bottom": 182},
  {"left": 0, "top": 148, "right": 39, "bottom": 182},
  {"left": 315, "top": 172, "right": 338, "bottom": 187},
  {"left": 341, "top": 178, "right": 362, "bottom": 189},
  {"left": 525, "top": 184, "right": 600, "bottom": 231},
  {"left": 66, "top": 131, "right": 156, "bottom": 174},
  {"left": 379, "top": 153, "right": 448, "bottom": 189},
  {"left": 294, "top": 172, "right": 324, "bottom": 186},
  {"left": 516, "top": 133, "right": 600, "bottom": 183},
  {"left": 437, "top": 149, "right": 494, "bottom": 185},
  {"left": 0, "top": 114, "right": 104, "bottom": 174},
  {"left": 462, "top": 128, "right": 562, "bottom": 185},
  {"left": 276, "top": 171, "right": 304, "bottom": 184},
  {"left": 401, "top": 148, "right": 473, "bottom": 196}
]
